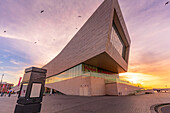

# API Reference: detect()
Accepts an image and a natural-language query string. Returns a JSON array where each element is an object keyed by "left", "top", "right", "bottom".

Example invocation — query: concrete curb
[{"left": 150, "top": 103, "right": 170, "bottom": 113}]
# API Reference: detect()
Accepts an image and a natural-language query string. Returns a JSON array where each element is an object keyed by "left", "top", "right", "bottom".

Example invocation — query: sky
[{"left": 0, "top": 0, "right": 170, "bottom": 88}]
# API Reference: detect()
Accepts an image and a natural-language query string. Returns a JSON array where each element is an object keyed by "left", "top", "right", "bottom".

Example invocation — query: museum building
[{"left": 43, "top": 0, "right": 141, "bottom": 96}]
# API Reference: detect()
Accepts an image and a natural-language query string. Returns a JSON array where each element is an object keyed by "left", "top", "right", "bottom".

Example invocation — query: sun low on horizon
[{"left": 0, "top": 0, "right": 170, "bottom": 88}]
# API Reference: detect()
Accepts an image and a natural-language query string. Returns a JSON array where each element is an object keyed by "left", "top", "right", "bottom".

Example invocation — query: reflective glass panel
[{"left": 110, "top": 21, "right": 126, "bottom": 59}]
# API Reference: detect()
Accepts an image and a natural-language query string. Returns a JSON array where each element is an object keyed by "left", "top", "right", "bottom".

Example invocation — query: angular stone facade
[
  {"left": 43, "top": 0, "right": 135, "bottom": 96},
  {"left": 43, "top": 0, "right": 131, "bottom": 77}
]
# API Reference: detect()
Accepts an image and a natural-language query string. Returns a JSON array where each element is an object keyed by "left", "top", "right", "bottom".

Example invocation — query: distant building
[
  {"left": 9, "top": 77, "right": 22, "bottom": 93},
  {"left": 43, "top": 0, "right": 141, "bottom": 96},
  {"left": 0, "top": 82, "right": 14, "bottom": 93}
]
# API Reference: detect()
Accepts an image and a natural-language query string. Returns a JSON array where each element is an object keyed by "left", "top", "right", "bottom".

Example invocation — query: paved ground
[{"left": 0, "top": 93, "right": 170, "bottom": 113}]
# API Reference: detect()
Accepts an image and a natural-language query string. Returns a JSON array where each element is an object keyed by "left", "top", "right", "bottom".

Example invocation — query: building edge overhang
[
  {"left": 83, "top": 52, "right": 127, "bottom": 73},
  {"left": 44, "top": 47, "right": 128, "bottom": 78},
  {"left": 43, "top": 49, "right": 106, "bottom": 78},
  {"left": 42, "top": 0, "right": 130, "bottom": 77}
]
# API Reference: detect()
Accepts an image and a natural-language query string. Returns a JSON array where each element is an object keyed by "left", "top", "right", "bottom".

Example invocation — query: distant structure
[
  {"left": 0, "top": 82, "right": 14, "bottom": 93},
  {"left": 10, "top": 77, "right": 22, "bottom": 93},
  {"left": 43, "top": 0, "right": 140, "bottom": 96},
  {"left": 153, "top": 88, "right": 170, "bottom": 93}
]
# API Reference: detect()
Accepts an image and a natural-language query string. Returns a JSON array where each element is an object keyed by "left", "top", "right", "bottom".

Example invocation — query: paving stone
[{"left": 0, "top": 93, "right": 170, "bottom": 113}]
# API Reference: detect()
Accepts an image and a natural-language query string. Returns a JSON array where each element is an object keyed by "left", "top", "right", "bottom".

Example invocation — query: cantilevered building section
[{"left": 43, "top": 0, "right": 140, "bottom": 96}]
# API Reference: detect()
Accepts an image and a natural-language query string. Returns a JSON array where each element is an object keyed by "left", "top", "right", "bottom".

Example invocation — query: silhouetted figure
[
  {"left": 165, "top": 1, "right": 169, "bottom": 5},
  {"left": 76, "top": 28, "right": 78, "bottom": 29},
  {"left": 1, "top": 91, "right": 4, "bottom": 96},
  {"left": 8, "top": 90, "right": 12, "bottom": 97},
  {"left": 34, "top": 42, "right": 37, "bottom": 44},
  {"left": 4, "top": 31, "right": 6, "bottom": 33},
  {"left": 78, "top": 16, "right": 81, "bottom": 18},
  {"left": 40, "top": 10, "right": 44, "bottom": 13}
]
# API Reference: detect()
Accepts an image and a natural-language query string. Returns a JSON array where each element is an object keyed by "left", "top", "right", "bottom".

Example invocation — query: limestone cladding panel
[
  {"left": 45, "top": 76, "right": 92, "bottom": 96},
  {"left": 90, "top": 77, "right": 105, "bottom": 96},
  {"left": 45, "top": 76, "right": 107, "bottom": 96},
  {"left": 43, "top": 0, "right": 114, "bottom": 77},
  {"left": 106, "top": 83, "right": 141, "bottom": 96},
  {"left": 117, "top": 83, "right": 141, "bottom": 96},
  {"left": 105, "top": 83, "right": 118, "bottom": 95}
]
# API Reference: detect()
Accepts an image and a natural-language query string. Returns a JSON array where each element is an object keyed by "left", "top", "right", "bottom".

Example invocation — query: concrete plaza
[{"left": 0, "top": 93, "right": 170, "bottom": 113}]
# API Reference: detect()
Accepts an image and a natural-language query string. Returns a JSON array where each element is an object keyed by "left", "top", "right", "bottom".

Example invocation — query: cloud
[
  {"left": 0, "top": 0, "right": 104, "bottom": 66},
  {"left": 0, "top": 61, "right": 3, "bottom": 64},
  {"left": 0, "top": 67, "right": 4, "bottom": 70},
  {"left": 10, "top": 59, "right": 19, "bottom": 65},
  {"left": 0, "top": 70, "right": 24, "bottom": 85}
]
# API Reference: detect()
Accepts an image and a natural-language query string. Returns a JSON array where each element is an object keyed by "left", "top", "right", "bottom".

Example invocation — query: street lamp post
[
  {"left": 0, "top": 74, "right": 4, "bottom": 84},
  {"left": 0, "top": 74, "right": 4, "bottom": 93}
]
